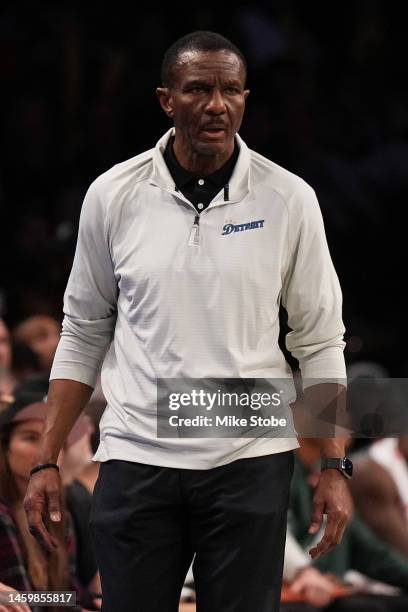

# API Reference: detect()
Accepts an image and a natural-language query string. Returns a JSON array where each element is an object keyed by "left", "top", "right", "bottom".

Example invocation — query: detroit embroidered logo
[{"left": 222, "top": 219, "right": 265, "bottom": 235}]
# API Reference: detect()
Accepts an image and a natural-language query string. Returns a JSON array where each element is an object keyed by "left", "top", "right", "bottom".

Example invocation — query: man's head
[{"left": 157, "top": 31, "right": 249, "bottom": 171}]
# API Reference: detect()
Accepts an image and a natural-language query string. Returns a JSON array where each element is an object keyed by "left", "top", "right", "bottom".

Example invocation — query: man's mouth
[
  {"left": 200, "top": 126, "right": 226, "bottom": 139},
  {"left": 201, "top": 126, "right": 226, "bottom": 131}
]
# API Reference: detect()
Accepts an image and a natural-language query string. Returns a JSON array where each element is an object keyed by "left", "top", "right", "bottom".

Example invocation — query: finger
[
  {"left": 47, "top": 485, "right": 62, "bottom": 523},
  {"left": 309, "top": 500, "right": 325, "bottom": 534},
  {"left": 320, "top": 507, "right": 350, "bottom": 557},
  {"left": 28, "top": 522, "right": 58, "bottom": 552},
  {"left": 26, "top": 502, "right": 58, "bottom": 548},
  {"left": 336, "top": 512, "right": 349, "bottom": 544},
  {"left": 309, "top": 532, "right": 335, "bottom": 560},
  {"left": 23, "top": 493, "right": 45, "bottom": 531},
  {"left": 309, "top": 512, "right": 340, "bottom": 559},
  {"left": 324, "top": 514, "right": 349, "bottom": 554},
  {"left": 25, "top": 499, "right": 58, "bottom": 551}
]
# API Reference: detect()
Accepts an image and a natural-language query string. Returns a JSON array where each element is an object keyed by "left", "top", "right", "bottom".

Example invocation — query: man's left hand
[{"left": 308, "top": 469, "right": 353, "bottom": 560}]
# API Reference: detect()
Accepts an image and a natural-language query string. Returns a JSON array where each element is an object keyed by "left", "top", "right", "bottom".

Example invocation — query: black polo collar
[{"left": 163, "top": 136, "right": 239, "bottom": 191}]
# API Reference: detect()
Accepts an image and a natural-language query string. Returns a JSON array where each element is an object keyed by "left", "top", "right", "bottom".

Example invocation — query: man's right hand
[
  {"left": 23, "top": 468, "right": 62, "bottom": 552},
  {"left": 23, "top": 379, "right": 94, "bottom": 552}
]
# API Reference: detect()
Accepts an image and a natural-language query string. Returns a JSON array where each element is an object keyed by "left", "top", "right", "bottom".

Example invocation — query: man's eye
[
  {"left": 190, "top": 87, "right": 206, "bottom": 93},
  {"left": 226, "top": 87, "right": 239, "bottom": 94}
]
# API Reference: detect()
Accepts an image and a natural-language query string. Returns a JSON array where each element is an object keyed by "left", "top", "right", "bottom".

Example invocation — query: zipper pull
[{"left": 188, "top": 215, "right": 200, "bottom": 246}]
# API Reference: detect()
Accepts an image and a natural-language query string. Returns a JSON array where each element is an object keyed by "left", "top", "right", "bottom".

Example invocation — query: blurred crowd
[
  {"left": 2, "top": 316, "right": 408, "bottom": 610},
  {"left": 0, "top": 317, "right": 104, "bottom": 611},
  {"left": 1, "top": 2, "right": 407, "bottom": 610},
  {"left": 0, "top": 2, "right": 407, "bottom": 373}
]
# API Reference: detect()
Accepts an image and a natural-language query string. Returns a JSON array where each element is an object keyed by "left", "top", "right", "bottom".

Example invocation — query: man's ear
[
  {"left": 156, "top": 87, "right": 174, "bottom": 118},
  {"left": 243, "top": 89, "right": 250, "bottom": 101}
]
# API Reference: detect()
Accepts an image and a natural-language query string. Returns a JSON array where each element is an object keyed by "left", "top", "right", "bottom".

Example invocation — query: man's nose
[{"left": 205, "top": 89, "right": 226, "bottom": 114}]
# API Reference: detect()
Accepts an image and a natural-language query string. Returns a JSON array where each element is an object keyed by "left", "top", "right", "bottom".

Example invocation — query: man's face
[{"left": 157, "top": 50, "right": 249, "bottom": 158}]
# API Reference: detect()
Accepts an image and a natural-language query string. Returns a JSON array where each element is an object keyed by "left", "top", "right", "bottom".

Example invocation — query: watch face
[{"left": 343, "top": 457, "right": 353, "bottom": 478}]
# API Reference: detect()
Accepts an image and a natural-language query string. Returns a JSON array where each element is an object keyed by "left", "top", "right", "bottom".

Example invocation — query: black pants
[{"left": 89, "top": 450, "right": 294, "bottom": 612}]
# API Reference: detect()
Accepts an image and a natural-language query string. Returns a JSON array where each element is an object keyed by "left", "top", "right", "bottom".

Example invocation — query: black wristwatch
[{"left": 321, "top": 457, "right": 353, "bottom": 479}]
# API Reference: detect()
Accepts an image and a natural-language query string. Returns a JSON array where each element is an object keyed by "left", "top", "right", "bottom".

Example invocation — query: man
[{"left": 24, "top": 31, "right": 352, "bottom": 612}]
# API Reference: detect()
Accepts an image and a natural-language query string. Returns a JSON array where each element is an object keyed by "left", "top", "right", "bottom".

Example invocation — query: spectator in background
[
  {"left": 0, "top": 319, "right": 14, "bottom": 408},
  {"left": 71, "top": 397, "right": 105, "bottom": 496},
  {"left": 345, "top": 361, "right": 408, "bottom": 558},
  {"left": 0, "top": 320, "right": 12, "bottom": 373},
  {"left": 346, "top": 361, "right": 391, "bottom": 451},
  {"left": 0, "top": 583, "right": 31, "bottom": 612},
  {"left": 10, "top": 340, "right": 42, "bottom": 386},
  {"left": 58, "top": 415, "right": 94, "bottom": 488},
  {"left": 350, "top": 437, "right": 408, "bottom": 558},
  {"left": 282, "top": 527, "right": 341, "bottom": 609},
  {"left": 0, "top": 378, "right": 98, "bottom": 611},
  {"left": 13, "top": 316, "right": 60, "bottom": 373},
  {"left": 289, "top": 440, "right": 408, "bottom": 611}
]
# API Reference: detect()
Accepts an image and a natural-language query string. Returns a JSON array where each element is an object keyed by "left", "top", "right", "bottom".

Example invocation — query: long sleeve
[
  {"left": 50, "top": 179, "right": 118, "bottom": 388},
  {"left": 281, "top": 182, "right": 346, "bottom": 385}
]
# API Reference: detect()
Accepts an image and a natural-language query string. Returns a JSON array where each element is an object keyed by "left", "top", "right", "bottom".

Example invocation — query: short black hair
[{"left": 161, "top": 31, "right": 247, "bottom": 88}]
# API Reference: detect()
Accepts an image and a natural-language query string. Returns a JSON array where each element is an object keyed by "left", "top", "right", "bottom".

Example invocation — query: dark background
[{"left": 0, "top": 2, "right": 406, "bottom": 374}]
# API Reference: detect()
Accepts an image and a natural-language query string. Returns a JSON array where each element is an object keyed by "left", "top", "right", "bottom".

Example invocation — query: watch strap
[{"left": 321, "top": 457, "right": 353, "bottom": 479}]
